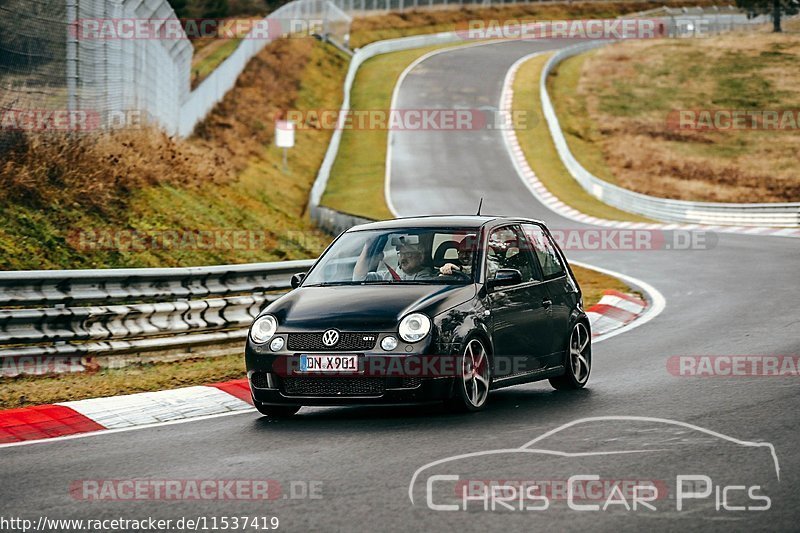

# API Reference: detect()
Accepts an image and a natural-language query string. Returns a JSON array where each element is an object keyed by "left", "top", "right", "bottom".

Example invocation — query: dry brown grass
[
  {"left": 0, "top": 37, "right": 344, "bottom": 270},
  {"left": 0, "top": 38, "right": 316, "bottom": 215},
  {"left": 556, "top": 32, "right": 800, "bottom": 202},
  {"left": 350, "top": 0, "right": 723, "bottom": 47},
  {"left": 0, "top": 129, "right": 231, "bottom": 217},
  {"left": 193, "top": 37, "right": 315, "bottom": 170}
]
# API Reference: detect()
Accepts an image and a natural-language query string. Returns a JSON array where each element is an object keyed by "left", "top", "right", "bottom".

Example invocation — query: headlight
[
  {"left": 398, "top": 313, "right": 431, "bottom": 343},
  {"left": 250, "top": 315, "right": 278, "bottom": 344}
]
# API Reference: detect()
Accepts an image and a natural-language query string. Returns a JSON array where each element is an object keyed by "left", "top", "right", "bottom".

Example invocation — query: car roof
[{"left": 347, "top": 215, "right": 547, "bottom": 232}]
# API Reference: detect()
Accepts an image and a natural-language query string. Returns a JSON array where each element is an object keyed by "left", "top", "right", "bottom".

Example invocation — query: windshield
[{"left": 303, "top": 228, "right": 479, "bottom": 286}]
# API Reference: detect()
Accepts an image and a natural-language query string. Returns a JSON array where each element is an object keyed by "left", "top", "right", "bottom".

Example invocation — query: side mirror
[
  {"left": 487, "top": 269, "right": 522, "bottom": 290},
  {"left": 290, "top": 272, "right": 306, "bottom": 289}
]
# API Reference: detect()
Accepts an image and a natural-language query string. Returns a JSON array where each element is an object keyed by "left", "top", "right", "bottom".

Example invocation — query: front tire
[
  {"left": 549, "top": 321, "right": 591, "bottom": 390},
  {"left": 448, "top": 337, "right": 492, "bottom": 412},
  {"left": 253, "top": 400, "right": 301, "bottom": 418}
]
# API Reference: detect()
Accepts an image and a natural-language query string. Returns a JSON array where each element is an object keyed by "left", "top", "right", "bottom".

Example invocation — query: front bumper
[
  {"left": 248, "top": 372, "right": 455, "bottom": 406},
  {"left": 245, "top": 338, "right": 460, "bottom": 406}
]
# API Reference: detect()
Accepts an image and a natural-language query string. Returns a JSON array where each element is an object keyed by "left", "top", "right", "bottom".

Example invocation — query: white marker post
[{"left": 275, "top": 120, "right": 295, "bottom": 173}]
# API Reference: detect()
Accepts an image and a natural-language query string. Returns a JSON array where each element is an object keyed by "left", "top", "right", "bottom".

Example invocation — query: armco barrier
[
  {"left": 540, "top": 41, "right": 800, "bottom": 227},
  {"left": 314, "top": 206, "right": 375, "bottom": 236},
  {"left": 0, "top": 260, "right": 314, "bottom": 360}
]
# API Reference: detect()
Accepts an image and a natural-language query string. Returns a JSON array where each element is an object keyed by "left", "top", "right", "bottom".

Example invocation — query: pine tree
[{"left": 735, "top": 0, "right": 800, "bottom": 32}]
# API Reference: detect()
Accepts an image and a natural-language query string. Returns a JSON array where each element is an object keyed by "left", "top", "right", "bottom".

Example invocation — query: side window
[
  {"left": 522, "top": 224, "right": 565, "bottom": 279},
  {"left": 486, "top": 226, "right": 536, "bottom": 282}
]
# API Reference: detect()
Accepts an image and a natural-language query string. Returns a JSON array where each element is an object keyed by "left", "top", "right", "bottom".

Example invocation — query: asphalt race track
[{"left": 2, "top": 40, "right": 799, "bottom": 532}]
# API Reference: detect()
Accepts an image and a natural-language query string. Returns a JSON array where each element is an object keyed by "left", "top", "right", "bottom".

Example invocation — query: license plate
[{"left": 299, "top": 354, "right": 359, "bottom": 373}]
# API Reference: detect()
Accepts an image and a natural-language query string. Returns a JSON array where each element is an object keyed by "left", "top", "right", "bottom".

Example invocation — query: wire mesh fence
[{"left": 0, "top": 0, "right": 350, "bottom": 143}]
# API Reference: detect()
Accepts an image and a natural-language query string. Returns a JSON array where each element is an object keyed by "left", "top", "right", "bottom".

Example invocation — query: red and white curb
[
  {"left": 587, "top": 290, "right": 646, "bottom": 337},
  {"left": 500, "top": 52, "right": 800, "bottom": 239},
  {"left": 0, "top": 380, "right": 254, "bottom": 447}
]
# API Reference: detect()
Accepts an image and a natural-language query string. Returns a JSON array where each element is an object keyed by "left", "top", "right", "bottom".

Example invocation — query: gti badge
[{"left": 322, "top": 329, "right": 340, "bottom": 347}]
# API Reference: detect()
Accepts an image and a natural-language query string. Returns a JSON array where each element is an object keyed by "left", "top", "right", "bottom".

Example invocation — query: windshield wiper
[{"left": 303, "top": 281, "right": 359, "bottom": 287}]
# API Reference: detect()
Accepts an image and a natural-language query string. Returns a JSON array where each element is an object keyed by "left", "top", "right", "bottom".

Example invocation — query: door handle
[{"left": 542, "top": 298, "right": 552, "bottom": 308}]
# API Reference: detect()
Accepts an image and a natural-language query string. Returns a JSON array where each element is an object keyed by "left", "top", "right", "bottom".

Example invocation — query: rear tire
[
  {"left": 549, "top": 321, "right": 591, "bottom": 390},
  {"left": 447, "top": 337, "right": 492, "bottom": 412},
  {"left": 253, "top": 400, "right": 301, "bottom": 418}
]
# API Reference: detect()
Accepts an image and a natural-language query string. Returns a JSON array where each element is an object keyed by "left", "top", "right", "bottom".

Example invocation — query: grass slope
[{"left": 548, "top": 29, "right": 800, "bottom": 202}]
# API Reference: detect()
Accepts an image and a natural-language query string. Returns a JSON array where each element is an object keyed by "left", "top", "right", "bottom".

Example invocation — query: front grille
[
  {"left": 287, "top": 332, "right": 377, "bottom": 351},
  {"left": 282, "top": 377, "right": 385, "bottom": 397}
]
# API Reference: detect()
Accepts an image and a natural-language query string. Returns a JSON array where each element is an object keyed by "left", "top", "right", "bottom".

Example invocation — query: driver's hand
[{"left": 439, "top": 263, "right": 460, "bottom": 275}]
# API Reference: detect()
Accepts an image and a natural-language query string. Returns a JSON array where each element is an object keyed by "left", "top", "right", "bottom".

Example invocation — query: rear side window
[
  {"left": 486, "top": 226, "right": 537, "bottom": 282},
  {"left": 522, "top": 224, "right": 565, "bottom": 279}
]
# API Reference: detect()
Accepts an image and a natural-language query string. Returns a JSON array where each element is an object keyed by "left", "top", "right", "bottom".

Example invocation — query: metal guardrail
[
  {"left": 540, "top": 39, "right": 800, "bottom": 227},
  {"left": 0, "top": 260, "right": 314, "bottom": 359}
]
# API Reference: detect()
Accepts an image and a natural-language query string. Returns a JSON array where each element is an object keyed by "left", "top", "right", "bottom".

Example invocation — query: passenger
[{"left": 439, "top": 235, "right": 476, "bottom": 276}]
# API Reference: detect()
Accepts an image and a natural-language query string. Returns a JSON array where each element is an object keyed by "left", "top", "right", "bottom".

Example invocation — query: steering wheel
[{"left": 440, "top": 266, "right": 470, "bottom": 279}]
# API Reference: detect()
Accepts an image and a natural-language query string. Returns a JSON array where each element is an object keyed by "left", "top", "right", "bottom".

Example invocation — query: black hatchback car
[{"left": 245, "top": 216, "right": 590, "bottom": 417}]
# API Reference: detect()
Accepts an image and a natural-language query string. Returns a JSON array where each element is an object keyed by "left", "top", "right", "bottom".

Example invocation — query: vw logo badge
[{"left": 322, "top": 329, "right": 339, "bottom": 347}]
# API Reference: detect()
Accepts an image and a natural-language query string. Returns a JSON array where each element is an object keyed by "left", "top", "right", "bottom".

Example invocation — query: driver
[
  {"left": 355, "top": 241, "right": 437, "bottom": 281},
  {"left": 439, "top": 235, "right": 476, "bottom": 276},
  {"left": 394, "top": 242, "right": 437, "bottom": 280}
]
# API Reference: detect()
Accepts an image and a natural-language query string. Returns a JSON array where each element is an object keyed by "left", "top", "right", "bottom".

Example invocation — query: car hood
[{"left": 266, "top": 284, "right": 476, "bottom": 331}]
